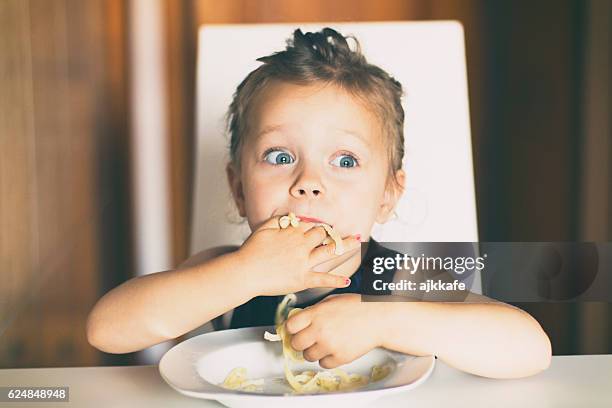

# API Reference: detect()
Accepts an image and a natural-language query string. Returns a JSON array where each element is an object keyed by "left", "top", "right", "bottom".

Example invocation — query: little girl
[{"left": 87, "top": 27, "right": 551, "bottom": 379}]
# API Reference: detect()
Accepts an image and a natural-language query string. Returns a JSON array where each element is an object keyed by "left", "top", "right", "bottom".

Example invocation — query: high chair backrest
[{"left": 192, "top": 22, "right": 481, "bottom": 293}]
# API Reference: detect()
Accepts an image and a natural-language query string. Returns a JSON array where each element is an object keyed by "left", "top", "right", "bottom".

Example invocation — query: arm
[
  {"left": 87, "top": 218, "right": 355, "bottom": 355},
  {"left": 377, "top": 296, "right": 552, "bottom": 379},
  {"left": 86, "top": 248, "right": 253, "bottom": 354}
]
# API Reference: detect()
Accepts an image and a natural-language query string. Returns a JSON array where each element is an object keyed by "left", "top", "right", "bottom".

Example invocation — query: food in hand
[
  {"left": 278, "top": 212, "right": 344, "bottom": 255},
  {"left": 220, "top": 295, "right": 392, "bottom": 394}
]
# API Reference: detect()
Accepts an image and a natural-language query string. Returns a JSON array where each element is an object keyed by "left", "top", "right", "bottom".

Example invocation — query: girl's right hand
[{"left": 235, "top": 215, "right": 361, "bottom": 296}]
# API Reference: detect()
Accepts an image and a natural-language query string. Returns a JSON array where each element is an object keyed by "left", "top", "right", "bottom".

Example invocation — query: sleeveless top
[{"left": 220, "top": 238, "right": 399, "bottom": 330}]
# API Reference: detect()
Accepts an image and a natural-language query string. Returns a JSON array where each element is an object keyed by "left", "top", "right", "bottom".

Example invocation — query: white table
[{"left": 1, "top": 355, "right": 611, "bottom": 407}]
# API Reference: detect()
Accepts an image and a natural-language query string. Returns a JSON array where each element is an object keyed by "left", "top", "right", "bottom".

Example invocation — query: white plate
[{"left": 159, "top": 326, "right": 435, "bottom": 408}]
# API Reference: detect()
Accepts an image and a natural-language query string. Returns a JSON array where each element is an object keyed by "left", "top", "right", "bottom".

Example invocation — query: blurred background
[{"left": 1, "top": 0, "right": 610, "bottom": 368}]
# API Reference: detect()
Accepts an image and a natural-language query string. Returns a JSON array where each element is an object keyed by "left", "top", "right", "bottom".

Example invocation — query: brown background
[{"left": 1, "top": 0, "right": 610, "bottom": 367}]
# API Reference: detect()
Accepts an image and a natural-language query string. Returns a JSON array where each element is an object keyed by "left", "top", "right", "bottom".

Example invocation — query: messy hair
[{"left": 226, "top": 27, "right": 405, "bottom": 190}]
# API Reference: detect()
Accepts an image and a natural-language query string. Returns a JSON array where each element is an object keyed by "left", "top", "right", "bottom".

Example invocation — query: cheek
[
  {"left": 242, "top": 177, "right": 287, "bottom": 220},
  {"left": 330, "top": 175, "right": 387, "bottom": 232},
  {"left": 331, "top": 191, "right": 375, "bottom": 234}
]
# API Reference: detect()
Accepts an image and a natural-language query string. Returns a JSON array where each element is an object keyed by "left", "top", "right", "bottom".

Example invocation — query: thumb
[{"left": 254, "top": 215, "right": 283, "bottom": 232}]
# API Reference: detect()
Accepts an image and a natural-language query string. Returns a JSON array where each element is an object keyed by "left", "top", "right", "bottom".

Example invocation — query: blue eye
[
  {"left": 264, "top": 150, "right": 294, "bottom": 165},
  {"left": 331, "top": 154, "right": 358, "bottom": 168}
]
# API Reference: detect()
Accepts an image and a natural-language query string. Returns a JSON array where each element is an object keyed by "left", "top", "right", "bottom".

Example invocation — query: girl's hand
[
  {"left": 237, "top": 215, "right": 360, "bottom": 296},
  {"left": 285, "top": 293, "right": 384, "bottom": 369}
]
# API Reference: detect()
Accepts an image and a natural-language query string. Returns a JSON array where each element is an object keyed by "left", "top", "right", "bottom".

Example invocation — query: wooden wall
[
  {"left": 477, "top": 0, "right": 609, "bottom": 354},
  {"left": 0, "top": 0, "right": 131, "bottom": 367}
]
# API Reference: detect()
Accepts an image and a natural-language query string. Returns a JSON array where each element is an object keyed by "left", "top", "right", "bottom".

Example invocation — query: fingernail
[
  {"left": 354, "top": 234, "right": 361, "bottom": 242},
  {"left": 344, "top": 278, "right": 351, "bottom": 286}
]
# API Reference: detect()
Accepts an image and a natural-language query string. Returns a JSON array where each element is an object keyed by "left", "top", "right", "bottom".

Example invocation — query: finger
[
  {"left": 320, "top": 293, "right": 342, "bottom": 302},
  {"left": 285, "top": 309, "right": 311, "bottom": 334},
  {"left": 294, "top": 220, "right": 321, "bottom": 234},
  {"left": 255, "top": 215, "right": 284, "bottom": 231},
  {"left": 303, "top": 343, "right": 329, "bottom": 363},
  {"left": 310, "top": 235, "right": 360, "bottom": 265},
  {"left": 306, "top": 271, "right": 351, "bottom": 289},
  {"left": 319, "top": 354, "right": 344, "bottom": 369},
  {"left": 271, "top": 215, "right": 320, "bottom": 233},
  {"left": 303, "top": 225, "right": 328, "bottom": 247},
  {"left": 290, "top": 325, "right": 317, "bottom": 351}
]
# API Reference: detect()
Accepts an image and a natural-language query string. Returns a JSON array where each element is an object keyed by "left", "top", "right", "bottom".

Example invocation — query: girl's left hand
[{"left": 285, "top": 293, "right": 385, "bottom": 369}]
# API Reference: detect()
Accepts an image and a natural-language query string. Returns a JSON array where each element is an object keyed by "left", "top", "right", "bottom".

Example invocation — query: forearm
[
  {"left": 378, "top": 299, "right": 552, "bottom": 379},
  {"left": 86, "top": 252, "right": 254, "bottom": 354}
]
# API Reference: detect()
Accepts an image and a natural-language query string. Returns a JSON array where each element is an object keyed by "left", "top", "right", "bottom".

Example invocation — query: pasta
[
  {"left": 279, "top": 213, "right": 344, "bottom": 255},
  {"left": 220, "top": 367, "right": 265, "bottom": 392},
  {"left": 265, "top": 293, "right": 374, "bottom": 393},
  {"left": 219, "top": 215, "right": 391, "bottom": 394}
]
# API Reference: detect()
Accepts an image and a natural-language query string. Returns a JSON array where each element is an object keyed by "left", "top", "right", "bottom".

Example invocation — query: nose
[{"left": 290, "top": 168, "right": 325, "bottom": 199}]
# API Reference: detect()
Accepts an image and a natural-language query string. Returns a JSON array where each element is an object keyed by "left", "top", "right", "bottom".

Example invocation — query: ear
[
  {"left": 375, "top": 169, "right": 406, "bottom": 224},
  {"left": 226, "top": 163, "right": 246, "bottom": 217}
]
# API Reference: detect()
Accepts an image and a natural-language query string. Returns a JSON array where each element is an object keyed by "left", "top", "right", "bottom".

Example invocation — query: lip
[{"left": 296, "top": 215, "right": 328, "bottom": 225}]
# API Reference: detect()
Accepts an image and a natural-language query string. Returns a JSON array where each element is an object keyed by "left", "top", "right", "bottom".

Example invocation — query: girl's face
[{"left": 227, "top": 80, "right": 404, "bottom": 242}]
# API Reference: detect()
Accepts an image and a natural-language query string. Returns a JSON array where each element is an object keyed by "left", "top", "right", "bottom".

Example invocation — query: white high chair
[{"left": 190, "top": 21, "right": 481, "bottom": 335}]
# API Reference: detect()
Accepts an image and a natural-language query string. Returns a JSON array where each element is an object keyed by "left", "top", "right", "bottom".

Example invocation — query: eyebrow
[
  {"left": 334, "top": 128, "right": 371, "bottom": 147},
  {"left": 255, "top": 125, "right": 371, "bottom": 147},
  {"left": 254, "top": 124, "right": 285, "bottom": 140}
]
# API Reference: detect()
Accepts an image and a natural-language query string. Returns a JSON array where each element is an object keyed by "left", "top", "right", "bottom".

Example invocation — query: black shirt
[{"left": 224, "top": 238, "right": 399, "bottom": 330}]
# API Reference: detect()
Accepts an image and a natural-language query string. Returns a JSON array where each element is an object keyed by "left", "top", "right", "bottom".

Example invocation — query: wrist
[
  {"left": 209, "top": 250, "right": 259, "bottom": 303},
  {"left": 364, "top": 300, "right": 394, "bottom": 348},
  {"left": 380, "top": 301, "right": 441, "bottom": 356}
]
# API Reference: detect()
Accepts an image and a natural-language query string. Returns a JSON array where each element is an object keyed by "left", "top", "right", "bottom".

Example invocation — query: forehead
[{"left": 246, "top": 80, "right": 383, "bottom": 144}]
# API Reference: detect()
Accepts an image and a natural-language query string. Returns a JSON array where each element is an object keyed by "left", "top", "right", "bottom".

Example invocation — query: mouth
[{"left": 296, "top": 215, "right": 330, "bottom": 226}]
